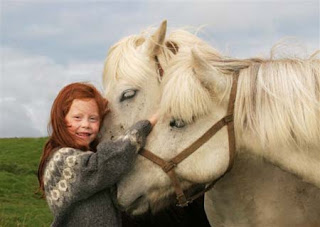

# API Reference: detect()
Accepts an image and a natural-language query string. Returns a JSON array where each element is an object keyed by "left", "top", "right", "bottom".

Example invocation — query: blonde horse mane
[
  {"left": 161, "top": 31, "right": 320, "bottom": 149},
  {"left": 103, "top": 26, "right": 320, "bottom": 150},
  {"left": 235, "top": 54, "right": 320, "bottom": 148}
]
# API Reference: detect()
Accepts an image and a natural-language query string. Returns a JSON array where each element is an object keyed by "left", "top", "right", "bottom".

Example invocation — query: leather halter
[
  {"left": 139, "top": 57, "right": 239, "bottom": 207},
  {"left": 155, "top": 55, "right": 164, "bottom": 78}
]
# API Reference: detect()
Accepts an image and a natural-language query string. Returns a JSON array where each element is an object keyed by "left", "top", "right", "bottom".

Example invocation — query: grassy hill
[{"left": 0, "top": 138, "right": 52, "bottom": 227}]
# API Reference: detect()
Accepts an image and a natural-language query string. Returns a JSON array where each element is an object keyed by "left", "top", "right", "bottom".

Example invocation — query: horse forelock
[
  {"left": 160, "top": 53, "right": 214, "bottom": 123},
  {"left": 103, "top": 34, "right": 157, "bottom": 95},
  {"left": 158, "top": 30, "right": 226, "bottom": 123}
]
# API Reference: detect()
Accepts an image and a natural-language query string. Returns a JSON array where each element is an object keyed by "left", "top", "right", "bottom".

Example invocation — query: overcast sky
[{"left": 0, "top": 0, "right": 319, "bottom": 138}]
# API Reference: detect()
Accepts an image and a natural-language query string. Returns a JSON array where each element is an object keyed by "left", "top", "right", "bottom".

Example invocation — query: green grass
[{"left": 0, "top": 138, "right": 52, "bottom": 227}]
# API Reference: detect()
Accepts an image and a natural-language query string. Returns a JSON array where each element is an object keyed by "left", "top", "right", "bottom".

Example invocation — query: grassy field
[{"left": 0, "top": 138, "right": 52, "bottom": 227}]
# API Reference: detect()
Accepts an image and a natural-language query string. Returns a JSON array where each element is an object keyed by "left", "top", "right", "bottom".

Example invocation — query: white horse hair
[{"left": 101, "top": 21, "right": 320, "bottom": 226}]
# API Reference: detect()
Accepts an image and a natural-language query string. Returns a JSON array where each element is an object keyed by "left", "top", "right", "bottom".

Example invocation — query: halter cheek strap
[
  {"left": 139, "top": 72, "right": 239, "bottom": 207},
  {"left": 155, "top": 56, "right": 164, "bottom": 78}
]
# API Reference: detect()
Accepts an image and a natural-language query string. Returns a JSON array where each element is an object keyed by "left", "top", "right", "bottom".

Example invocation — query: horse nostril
[
  {"left": 170, "top": 119, "right": 176, "bottom": 127},
  {"left": 169, "top": 118, "right": 186, "bottom": 128}
]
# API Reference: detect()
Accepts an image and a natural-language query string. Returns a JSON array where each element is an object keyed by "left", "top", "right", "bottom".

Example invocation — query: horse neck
[{"left": 233, "top": 62, "right": 320, "bottom": 188}]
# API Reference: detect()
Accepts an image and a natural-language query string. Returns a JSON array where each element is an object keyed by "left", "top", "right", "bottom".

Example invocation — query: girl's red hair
[{"left": 37, "top": 82, "right": 108, "bottom": 193}]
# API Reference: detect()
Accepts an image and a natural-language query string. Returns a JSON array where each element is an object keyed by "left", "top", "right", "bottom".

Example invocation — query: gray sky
[{"left": 0, "top": 0, "right": 319, "bottom": 138}]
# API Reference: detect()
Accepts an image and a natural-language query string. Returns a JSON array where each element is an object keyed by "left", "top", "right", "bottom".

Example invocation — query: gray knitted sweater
[{"left": 43, "top": 120, "right": 152, "bottom": 227}]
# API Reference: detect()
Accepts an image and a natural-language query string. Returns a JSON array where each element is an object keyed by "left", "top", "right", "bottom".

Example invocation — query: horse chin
[
  {"left": 127, "top": 183, "right": 207, "bottom": 215},
  {"left": 126, "top": 196, "right": 150, "bottom": 215},
  {"left": 123, "top": 197, "right": 164, "bottom": 216},
  {"left": 124, "top": 191, "right": 176, "bottom": 216}
]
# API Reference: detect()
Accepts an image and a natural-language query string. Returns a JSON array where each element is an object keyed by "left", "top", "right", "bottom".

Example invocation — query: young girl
[{"left": 38, "top": 82, "right": 157, "bottom": 226}]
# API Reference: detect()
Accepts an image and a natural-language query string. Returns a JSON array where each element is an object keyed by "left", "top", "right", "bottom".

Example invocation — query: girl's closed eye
[
  {"left": 73, "top": 116, "right": 82, "bottom": 120},
  {"left": 89, "top": 116, "right": 99, "bottom": 122}
]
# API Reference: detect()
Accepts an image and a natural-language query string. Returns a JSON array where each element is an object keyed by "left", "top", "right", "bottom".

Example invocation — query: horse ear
[
  {"left": 147, "top": 20, "right": 167, "bottom": 56},
  {"left": 192, "top": 49, "right": 226, "bottom": 92}
]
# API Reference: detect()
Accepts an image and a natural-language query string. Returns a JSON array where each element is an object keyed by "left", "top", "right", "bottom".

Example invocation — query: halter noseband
[{"left": 139, "top": 56, "right": 239, "bottom": 207}]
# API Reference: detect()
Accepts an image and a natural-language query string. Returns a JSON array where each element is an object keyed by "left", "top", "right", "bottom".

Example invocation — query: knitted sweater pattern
[{"left": 43, "top": 120, "right": 152, "bottom": 227}]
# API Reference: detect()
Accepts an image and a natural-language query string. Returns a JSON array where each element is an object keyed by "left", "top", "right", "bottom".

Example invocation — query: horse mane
[
  {"left": 161, "top": 30, "right": 320, "bottom": 149},
  {"left": 104, "top": 26, "right": 320, "bottom": 150},
  {"left": 235, "top": 54, "right": 320, "bottom": 148}
]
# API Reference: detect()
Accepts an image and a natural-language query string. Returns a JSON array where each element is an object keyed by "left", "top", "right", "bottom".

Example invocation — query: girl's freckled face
[{"left": 65, "top": 99, "right": 100, "bottom": 148}]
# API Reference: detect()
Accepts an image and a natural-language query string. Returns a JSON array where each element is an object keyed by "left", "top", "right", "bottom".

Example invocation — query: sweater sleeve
[{"left": 43, "top": 120, "right": 152, "bottom": 214}]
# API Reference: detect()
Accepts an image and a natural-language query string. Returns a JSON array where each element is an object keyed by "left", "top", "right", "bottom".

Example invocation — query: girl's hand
[{"left": 148, "top": 112, "right": 159, "bottom": 126}]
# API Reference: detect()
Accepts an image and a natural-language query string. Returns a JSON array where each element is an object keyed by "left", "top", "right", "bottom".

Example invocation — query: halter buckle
[
  {"left": 176, "top": 194, "right": 189, "bottom": 207},
  {"left": 162, "top": 161, "right": 177, "bottom": 173},
  {"left": 223, "top": 114, "right": 233, "bottom": 123}
]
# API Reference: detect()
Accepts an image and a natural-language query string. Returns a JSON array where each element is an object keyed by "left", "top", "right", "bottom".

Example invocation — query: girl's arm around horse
[{"left": 43, "top": 120, "right": 151, "bottom": 226}]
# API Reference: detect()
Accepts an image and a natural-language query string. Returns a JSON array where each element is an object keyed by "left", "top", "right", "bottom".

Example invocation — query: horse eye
[
  {"left": 169, "top": 119, "right": 186, "bottom": 128},
  {"left": 120, "top": 89, "right": 137, "bottom": 102}
]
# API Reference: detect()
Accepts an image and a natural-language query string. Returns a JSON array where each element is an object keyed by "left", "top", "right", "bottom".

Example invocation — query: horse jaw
[{"left": 116, "top": 155, "right": 173, "bottom": 215}]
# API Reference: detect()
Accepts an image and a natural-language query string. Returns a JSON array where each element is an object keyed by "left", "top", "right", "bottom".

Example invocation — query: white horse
[{"left": 101, "top": 21, "right": 320, "bottom": 226}]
